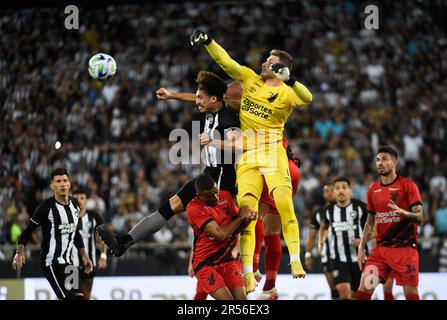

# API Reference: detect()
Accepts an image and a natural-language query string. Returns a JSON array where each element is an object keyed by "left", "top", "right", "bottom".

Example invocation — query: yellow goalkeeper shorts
[{"left": 236, "top": 140, "right": 292, "bottom": 202}]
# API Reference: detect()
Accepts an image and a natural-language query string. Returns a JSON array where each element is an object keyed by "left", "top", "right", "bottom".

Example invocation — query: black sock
[
  {"left": 118, "top": 234, "right": 136, "bottom": 250},
  {"left": 158, "top": 200, "right": 176, "bottom": 220},
  {"left": 331, "top": 289, "right": 339, "bottom": 299}
]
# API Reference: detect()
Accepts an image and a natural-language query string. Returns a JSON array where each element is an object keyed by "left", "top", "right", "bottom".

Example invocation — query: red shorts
[
  {"left": 363, "top": 245, "right": 419, "bottom": 287},
  {"left": 195, "top": 260, "right": 245, "bottom": 295},
  {"left": 194, "top": 282, "right": 208, "bottom": 300},
  {"left": 260, "top": 159, "right": 300, "bottom": 214}
]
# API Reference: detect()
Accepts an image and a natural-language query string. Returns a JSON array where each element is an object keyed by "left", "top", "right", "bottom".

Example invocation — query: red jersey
[
  {"left": 186, "top": 190, "right": 239, "bottom": 273},
  {"left": 367, "top": 175, "right": 422, "bottom": 248},
  {"left": 283, "top": 138, "right": 301, "bottom": 169}
]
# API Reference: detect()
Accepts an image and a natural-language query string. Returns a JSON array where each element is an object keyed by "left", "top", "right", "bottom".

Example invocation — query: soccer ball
[{"left": 88, "top": 53, "right": 117, "bottom": 80}]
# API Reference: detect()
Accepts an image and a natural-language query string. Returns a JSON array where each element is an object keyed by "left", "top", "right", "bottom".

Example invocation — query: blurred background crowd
[{"left": 1, "top": 1, "right": 446, "bottom": 273}]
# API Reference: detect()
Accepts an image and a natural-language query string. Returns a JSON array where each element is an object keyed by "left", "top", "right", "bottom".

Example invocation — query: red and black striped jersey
[
  {"left": 186, "top": 190, "right": 239, "bottom": 273},
  {"left": 367, "top": 176, "right": 422, "bottom": 248}
]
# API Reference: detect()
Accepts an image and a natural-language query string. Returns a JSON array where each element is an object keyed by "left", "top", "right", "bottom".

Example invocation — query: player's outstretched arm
[
  {"left": 190, "top": 29, "right": 255, "bottom": 82},
  {"left": 156, "top": 87, "right": 196, "bottom": 104},
  {"left": 270, "top": 63, "right": 312, "bottom": 105},
  {"left": 157, "top": 86, "right": 240, "bottom": 108}
]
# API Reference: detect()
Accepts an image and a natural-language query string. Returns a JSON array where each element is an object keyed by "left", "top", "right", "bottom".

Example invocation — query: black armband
[
  {"left": 285, "top": 77, "right": 296, "bottom": 87},
  {"left": 203, "top": 37, "right": 212, "bottom": 45}
]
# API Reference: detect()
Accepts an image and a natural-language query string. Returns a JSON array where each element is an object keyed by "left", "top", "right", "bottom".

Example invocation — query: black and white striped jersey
[
  {"left": 309, "top": 206, "right": 331, "bottom": 264},
  {"left": 71, "top": 210, "right": 103, "bottom": 267},
  {"left": 323, "top": 199, "right": 368, "bottom": 263},
  {"left": 18, "top": 196, "right": 84, "bottom": 267},
  {"left": 201, "top": 104, "right": 239, "bottom": 196},
  {"left": 439, "top": 240, "right": 447, "bottom": 272},
  {"left": 202, "top": 104, "right": 239, "bottom": 169}
]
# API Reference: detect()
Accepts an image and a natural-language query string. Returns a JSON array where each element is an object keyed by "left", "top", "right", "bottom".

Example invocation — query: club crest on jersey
[
  {"left": 74, "top": 209, "right": 80, "bottom": 218},
  {"left": 350, "top": 210, "right": 357, "bottom": 219},
  {"left": 267, "top": 93, "right": 278, "bottom": 103},
  {"left": 249, "top": 86, "right": 256, "bottom": 93}
]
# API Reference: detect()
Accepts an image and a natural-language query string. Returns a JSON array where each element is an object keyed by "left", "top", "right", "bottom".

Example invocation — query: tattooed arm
[
  {"left": 388, "top": 200, "right": 424, "bottom": 225},
  {"left": 357, "top": 213, "right": 375, "bottom": 270}
]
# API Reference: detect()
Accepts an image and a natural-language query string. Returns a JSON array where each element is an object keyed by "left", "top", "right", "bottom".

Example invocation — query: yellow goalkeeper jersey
[{"left": 205, "top": 40, "right": 312, "bottom": 148}]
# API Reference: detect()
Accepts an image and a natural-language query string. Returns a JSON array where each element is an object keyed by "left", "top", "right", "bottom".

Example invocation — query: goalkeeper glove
[
  {"left": 270, "top": 63, "right": 295, "bottom": 86},
  {"left": 190, "top": 29, "right": 212, "bottom": 46}
]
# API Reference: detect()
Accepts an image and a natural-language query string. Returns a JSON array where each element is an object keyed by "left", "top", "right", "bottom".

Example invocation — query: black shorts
[
  {"left": 41, "top": 264, "right": 83, "bottom": 300},
  {"left": 321, "top": 260, "right": 333, "bottom": 273},
  {"left": 330, "top": 260, "right": 361, "bottom": 291},
  {"left": 177, "top": 167, "right": 237, "bottom": 207},
  {"left": 203, "top": 166, "right": 237, "bottom": 197}
]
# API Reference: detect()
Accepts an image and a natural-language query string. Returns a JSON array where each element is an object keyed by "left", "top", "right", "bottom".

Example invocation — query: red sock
[
  {"left": 356, "top": 290, "right": 372, "bottom": 300},
  {"left": 263, "top": 233, "right": 282, "bottom": 291},
  {"left": 253, "top": 218, "right": 264, "bottom": 272},
  {"left": 406, "top": 293, "right": 419, "bottom": 300},
  {"left": 384, "top": 292, "right": 394, "bottom": 300}
]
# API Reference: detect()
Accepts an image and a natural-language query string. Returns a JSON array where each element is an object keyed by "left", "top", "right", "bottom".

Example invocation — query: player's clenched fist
[
  {"left": 239, "top": 206, "right": 257, "bottom": 222},
  {"left": 247, "top": 210, "right": 257, "bottom": 222},
  {"left": 156, "top": 87, "right": 173, "bottom": 100},
  {"left": 270, "top": 63, "right": 296, "bottom": 86}
]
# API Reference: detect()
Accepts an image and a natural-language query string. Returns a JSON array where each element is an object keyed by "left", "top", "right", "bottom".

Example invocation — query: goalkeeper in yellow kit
[{"left": 191, "top": 29, "right": 312, "bottom": 292}]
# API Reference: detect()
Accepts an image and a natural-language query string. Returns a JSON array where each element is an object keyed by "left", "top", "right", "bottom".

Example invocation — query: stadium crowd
[{"left": 1, "top": 1, "right": 446, "bottom": 269}]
